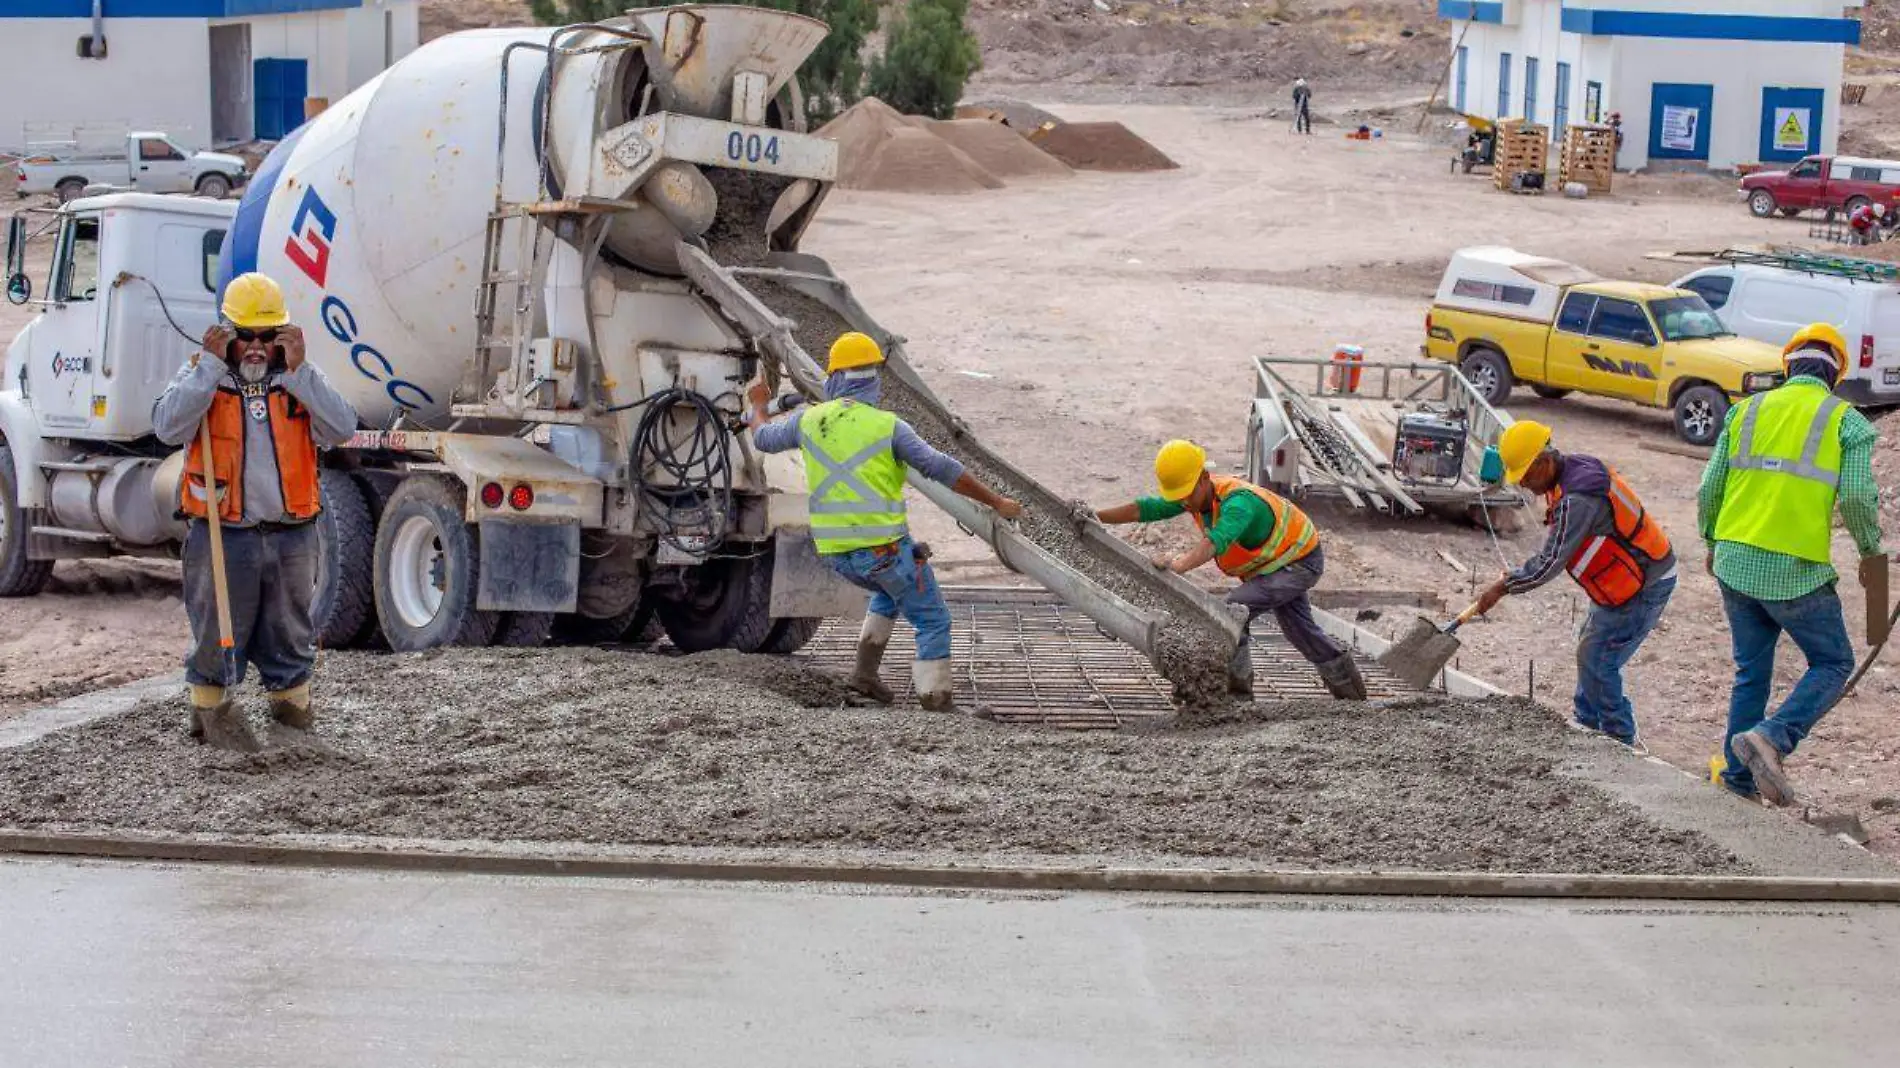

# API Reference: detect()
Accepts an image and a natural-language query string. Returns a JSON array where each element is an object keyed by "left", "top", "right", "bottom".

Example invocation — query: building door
[
  {"left": 1649, "top": 83, "right": 1714, "bottom": 162},
  {"left": 253, "top": 57, "right": 309, "bottom": 141},
  {"left": 209, "top": 24, "right": 252, "bottom": 143},
  {"left": 1498, "top": 53, "right": 1513, "bottom": 119},
  {"left": 1760, "top": 87, "right": 1824, "bottom": 165},
  {"left": 1524, "top": 57, "right": 1540, "bottom": 124},
  {"left": 1554, "top": 62, "right": 1572, "bottom": 141},
  {"left": 1454, "top": 46, "right": 1468, "bottom": 112}
]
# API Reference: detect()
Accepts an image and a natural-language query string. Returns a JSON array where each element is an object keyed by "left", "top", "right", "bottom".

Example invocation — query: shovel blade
[{"left": 1377, "top": 615, "right": 1463, "bottom": 690}]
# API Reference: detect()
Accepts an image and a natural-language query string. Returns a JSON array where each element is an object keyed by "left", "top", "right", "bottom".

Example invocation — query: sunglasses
[{"left": 231, "top": 327, "right": 280, "bottom": 343}]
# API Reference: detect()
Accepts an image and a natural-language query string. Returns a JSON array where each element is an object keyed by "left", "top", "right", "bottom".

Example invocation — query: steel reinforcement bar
[{"left": 5, "top": 832, "right": 1899, "bottom": 904}]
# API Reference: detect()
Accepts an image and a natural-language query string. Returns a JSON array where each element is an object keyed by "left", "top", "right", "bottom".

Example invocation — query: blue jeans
[
  {"left": 1574, "top": 576, "right": 1675, "bottom": 744},
  {"left": 827, "top": 536, "right": 952, "bottom": 661},
  {"left": 1718, "top": 581, "right": 1855, "bottom": 794}
]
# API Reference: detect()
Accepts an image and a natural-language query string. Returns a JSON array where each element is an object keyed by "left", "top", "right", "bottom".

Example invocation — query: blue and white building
[
  {"left": 1438, "top": 1, "right": 1862, "bottom": 171},
  {"left": 0, "top": 0, "right": 421, "bottom": 153}
]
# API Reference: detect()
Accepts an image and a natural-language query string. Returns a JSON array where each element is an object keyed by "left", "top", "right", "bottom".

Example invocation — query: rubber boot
[
  {"left": 914, "top": 658, "right": 958, "bottom": 712},
  {"left": 191, "top": 684, "right": 260, "bottom": 753},
  {"left": 850, "top": 614, "right": 896, "bottom": 705},
  {"left": 268, "top": 681, "right": 314, "bottom": 731},
  {"left": 1316, "top": 653, "right": 1369, "bottom": 701},
  {"left": 187, "top": 683, "right": 220, "bottom": 740}
]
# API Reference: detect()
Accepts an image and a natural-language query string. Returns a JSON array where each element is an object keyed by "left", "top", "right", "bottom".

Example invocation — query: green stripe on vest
[{"left": 799, "top": 399, "right": 909, "bottom": 555}]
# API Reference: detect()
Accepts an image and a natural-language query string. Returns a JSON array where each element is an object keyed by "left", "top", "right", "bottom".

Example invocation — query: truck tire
[
  {"left": 760, "top": 616, "right": 824, "bottom": 655},
  {"left": 55, "top": 178, "right": 86, "bottom": 204},
  {"left": 493, "top": 612, "right": 555, "bottom": 647},
  {"left": 1673, "top": 384, "right": 1729, "bottom": 446},
  {"left": 373, "top": 476, "right": 499, "bottom": 651},
  {"left": 1747, "top": 189, "right": 1778, "bottom": 218},
  {"left": 312, "top": 469, "right": 377, "bottom": 648},
  {"left": 654, "top": 552, "right": 777, "bottom": 654},
  {"left": 196, "top": 173, "right": 232, "bottom": 200},
  {"left": 1530, "top": 385, "right": 1571, "bottom": 400},
  {"left": 551, "top": 584, "right": 653, "bottom": 645},
  {"left": 1846, "top": 195, "right": 1874, "bottom": 216},
  {"left": 0, "top": 446, "right": 54, "bottom": 598},
  {"left": 1460, "top": 348, "right": 1514, "bottom": 407}
]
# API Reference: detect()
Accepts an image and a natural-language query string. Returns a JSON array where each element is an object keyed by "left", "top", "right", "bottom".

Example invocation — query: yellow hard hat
[
  {"left": 1498, "top": 420, "right": 1553, "bottom": 485},
  {"left": 827, "top": 331, "right": 884, "bottom": 373},
  {"left": 221, "top": 272, "right": 290, "bottom": 329},
  {"left": 1154, "top": 439, "right": 1209, "bottom": 501},
  {"left": 1782, "top": 322, "right": 1846, "bottom": 368}
]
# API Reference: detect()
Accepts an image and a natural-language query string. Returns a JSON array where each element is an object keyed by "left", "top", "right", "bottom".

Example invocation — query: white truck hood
[{"left": 194, "top": 151, "right": 246, "bottom": 171}]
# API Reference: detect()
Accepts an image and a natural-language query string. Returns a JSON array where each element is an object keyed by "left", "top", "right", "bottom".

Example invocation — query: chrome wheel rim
[{"left": 388, "top": 515, "right": 447, "bottom": 629}]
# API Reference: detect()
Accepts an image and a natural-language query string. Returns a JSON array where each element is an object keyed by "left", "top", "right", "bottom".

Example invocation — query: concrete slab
[{"left": 0, "top": 671, "right": 181, "bottom": 750}]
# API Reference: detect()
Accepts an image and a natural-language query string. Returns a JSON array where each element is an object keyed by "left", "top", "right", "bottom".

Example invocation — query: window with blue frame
[
  {"left": 1524, "top": 57, "right": 1540, "bottom": 124},
  {"left": 1499, "top": 52, "right": 1513, "bottom": 118}
]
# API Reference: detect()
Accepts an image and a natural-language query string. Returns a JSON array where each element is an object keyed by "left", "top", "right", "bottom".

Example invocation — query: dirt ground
[{"left": 0, "top": 646, "right": 1746, "bottom": 875}]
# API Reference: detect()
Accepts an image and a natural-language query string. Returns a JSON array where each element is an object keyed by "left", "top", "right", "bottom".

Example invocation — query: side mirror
[{"left": 4, "top": 273, "right": 28, "bottom": 306}]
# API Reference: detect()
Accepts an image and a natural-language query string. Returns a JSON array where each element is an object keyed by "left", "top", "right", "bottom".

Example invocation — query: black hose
[{"left": 629, "top": 386, "right": 738, "bottom": 556}]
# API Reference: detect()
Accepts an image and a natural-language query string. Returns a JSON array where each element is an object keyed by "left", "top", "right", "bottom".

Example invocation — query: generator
[{"left": 1391, "top": 410, "right": 1468, "bottom": 486}]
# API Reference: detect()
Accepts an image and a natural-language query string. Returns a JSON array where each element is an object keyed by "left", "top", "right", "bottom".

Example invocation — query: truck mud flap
[
  {"left": 477, "top": 519, "right": 580, "bottom": 613},
  {"left": 769, "top": 527, "right": 867, "bottom": 619}
]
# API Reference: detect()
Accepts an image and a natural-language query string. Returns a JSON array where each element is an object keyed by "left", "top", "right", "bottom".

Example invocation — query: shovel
[
  {"left": 192, "top": 418, "right": 260, "bottom": 754},
  {"left": 1377, "top": 601, "right": 1485, "bottom": 690}
]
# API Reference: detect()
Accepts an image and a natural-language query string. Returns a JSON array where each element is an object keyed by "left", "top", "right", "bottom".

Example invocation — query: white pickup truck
[{"left": 13, "top": 132, "right": 248, "bottom": 203}]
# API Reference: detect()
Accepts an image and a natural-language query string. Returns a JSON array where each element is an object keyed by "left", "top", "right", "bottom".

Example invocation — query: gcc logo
[{"left": 283, "top": 186, "right": 336, "bottom": 288}]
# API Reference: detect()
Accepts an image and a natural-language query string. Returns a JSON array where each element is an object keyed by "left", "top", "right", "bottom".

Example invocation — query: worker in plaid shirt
[{"left": 1698, "top": 323, "right": 1886, "bottom": 807}]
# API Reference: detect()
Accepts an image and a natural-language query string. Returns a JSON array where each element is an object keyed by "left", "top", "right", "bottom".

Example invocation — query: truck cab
[{"left": 1424, "top": 247, "right": 1783, "bottom": 444}]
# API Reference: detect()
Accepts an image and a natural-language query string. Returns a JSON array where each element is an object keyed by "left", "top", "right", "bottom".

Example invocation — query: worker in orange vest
[
  {"left": 1087, "top": 439, "right": 1367, "bottom": 699},
  {"left": 152, "top": 273, "right": 357, "bottom": 751}
]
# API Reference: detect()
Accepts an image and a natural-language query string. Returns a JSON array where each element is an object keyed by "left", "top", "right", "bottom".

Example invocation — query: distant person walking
[{"left": 1293, "top": 78, "right": 1313, "bottom": 135}]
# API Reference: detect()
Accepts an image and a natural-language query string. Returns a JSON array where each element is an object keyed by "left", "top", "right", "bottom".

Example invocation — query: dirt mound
[
  {"left": 959, "top": 99, "right": 1064, "bottom": 133},
  {"left": 1030, "top": 121, "right": 1178, "bottom": 171},
  {"left": 926, "top": 118, "right": 1073, "bottom": 180},
  {"left": 0, "top": 647, "right": 1747, "bottom": 875},
  {"left": 420, "top": 0, "right": 531, "bottom": 42},
  {"left": 819, "top": 98, "right": 1005, "bottom": 194}
]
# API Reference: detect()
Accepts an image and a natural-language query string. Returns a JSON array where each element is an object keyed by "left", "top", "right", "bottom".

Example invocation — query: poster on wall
[
  {"left": 1585, "top": 83, "right": 1602, "bottom": 124},
  {"left": 1660, "top": 105, "right": 1700, "bottom": 151},
  {"left": 1774, "top": 107, "right": 1812, "bottom": 152}
]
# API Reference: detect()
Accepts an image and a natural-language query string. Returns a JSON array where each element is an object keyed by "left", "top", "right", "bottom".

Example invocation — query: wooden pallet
[
  {"left": 1558, "top": 124, "right": 1616, "bottom": 193},
  {"left": 1492, "top": 119, "right": 1550, "bottom": 191}
]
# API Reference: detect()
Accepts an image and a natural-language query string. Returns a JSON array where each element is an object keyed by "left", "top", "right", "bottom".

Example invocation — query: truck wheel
[
  {"left": 1747, "top": 190, "right": 1778, "bottom": 218},
  {"left": 759, "top": 616, "right": 824, "bottom": 655},
  {"left": 373, "top": 477, "right": 499, "bottom": 651},
  {"left": 196, "top": 174, "right": 232, "bottom": 200},
  {"left": 654, "top": 552, "right": 778, "bottom": 654},
  {"left": 1460, "top": 349, "right": 1514, "bottom": 407},
  {"left": 1673, "top": 384, "right": 1729, "bottom": 447},
  {"left": 312, "top": 470, "right": 377, "bottom": 648},
  {"left": 0, "top": 446, "right": 54, "bottom": 598},
  {"left": 55, "top": 179, "right": 86, "bottom": 204},
  {"left": 1530, "top": 385, "right": 1571, "bottom": 400},
  {"left": 493, "top": 612, "right": 555, "bottom": 647}
]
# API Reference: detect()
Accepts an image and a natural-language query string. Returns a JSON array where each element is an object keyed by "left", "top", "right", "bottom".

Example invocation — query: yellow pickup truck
[{"left": 1423, "top": 247, "right": 1785, "bottom": 444}]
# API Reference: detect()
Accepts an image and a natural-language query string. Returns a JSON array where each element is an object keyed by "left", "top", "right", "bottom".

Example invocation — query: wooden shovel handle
[{"left": 196, "top": 419, "right": 235, "bottom": 651}]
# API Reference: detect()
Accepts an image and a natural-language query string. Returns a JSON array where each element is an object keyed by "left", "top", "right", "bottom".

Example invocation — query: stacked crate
[
  {"left": 1558, "top": 124, "right": 1616, "bottom": 194},
  {"left": 1492, "top": 120, "right": 1550, "bottom": 192}
]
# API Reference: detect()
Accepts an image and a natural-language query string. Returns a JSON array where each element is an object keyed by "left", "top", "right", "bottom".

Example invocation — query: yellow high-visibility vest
[
  {"left": 1713, "top": 380, "right": 1847, "bottom": 563},
  {"left": 798, "top": 399, "right": 909, "bottom": 555}
]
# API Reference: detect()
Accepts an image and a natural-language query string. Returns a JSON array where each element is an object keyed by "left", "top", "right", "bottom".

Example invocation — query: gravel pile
[{"left": 0, "top": 648, "right": 1745, "bottom": 875}]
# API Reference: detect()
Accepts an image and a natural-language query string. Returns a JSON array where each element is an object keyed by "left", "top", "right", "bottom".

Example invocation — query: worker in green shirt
[
  {"left": 1698, "top": 323, "right": 1886, "bottom": 807},
  {"left": 1086, "top": 439, "right": 1367, "bottom": 699}
]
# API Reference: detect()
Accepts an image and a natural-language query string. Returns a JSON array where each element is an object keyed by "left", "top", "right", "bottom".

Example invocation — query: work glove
[{"left": 1067, "top": 499, "right": 1095, "bottom": 531}]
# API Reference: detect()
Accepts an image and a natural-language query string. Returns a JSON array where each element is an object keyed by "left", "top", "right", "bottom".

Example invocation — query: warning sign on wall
[
  {"left": 1775, "top": 107, "right": 1812, "bottom": 152},
  {"left": 1660, "top": 106, "right": 1700, "bottom": 152}
]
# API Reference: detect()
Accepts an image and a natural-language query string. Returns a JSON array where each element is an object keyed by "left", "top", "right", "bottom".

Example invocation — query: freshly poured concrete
[{"left": 2, "top": 857, "right": 1897, "bottom": 1067}]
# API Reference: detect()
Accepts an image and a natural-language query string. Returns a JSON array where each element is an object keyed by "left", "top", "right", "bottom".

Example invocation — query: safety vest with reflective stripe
[
  {"left": 798, "top": 398, "right": 909, "bottom": 555},
  {"left": 1547, "top": 465, "right": 1670, "bottom": 608},
  {"left": 180, "top": 387, "right": 322, "bottom": 524},
  {"left": 1191, "top": 475, "right": 1320, "bottom": 579},
  {"left": 1713, "top": 380, "right": 1847, "bottom": 564}
]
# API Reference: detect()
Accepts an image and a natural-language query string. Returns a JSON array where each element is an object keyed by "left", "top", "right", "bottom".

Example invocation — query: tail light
[
  {"left": 508, "top": 484, "right": 534, "bottom": 511},
  {"left": 1862, "top": 334, "right": 1876, "bottom": 370},
  {"left": 479, "top": 482, "right": 504, "bottom": 509},
  {"left": 1273, "top": 448, "right": 1286, "bottom": 470}
]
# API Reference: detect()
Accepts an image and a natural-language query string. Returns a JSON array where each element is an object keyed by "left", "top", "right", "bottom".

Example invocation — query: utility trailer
[{"left": 1245, "top": 356, "right": 1525, "bottom": 520}]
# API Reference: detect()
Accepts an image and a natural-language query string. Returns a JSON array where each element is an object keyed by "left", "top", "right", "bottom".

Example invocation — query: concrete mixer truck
[{"left": 2, "top": 4, "right": 1251, "bottom": 699}]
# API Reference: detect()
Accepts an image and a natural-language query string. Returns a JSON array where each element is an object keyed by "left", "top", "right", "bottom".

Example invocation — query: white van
[{"left": 1672, "top": 251, "right": 1900, "bottom": 405}]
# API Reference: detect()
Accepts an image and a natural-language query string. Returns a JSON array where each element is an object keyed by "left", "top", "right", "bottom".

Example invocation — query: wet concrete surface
[{"left": 2, "top": 856, "right": 1897, "bottom": 1067}]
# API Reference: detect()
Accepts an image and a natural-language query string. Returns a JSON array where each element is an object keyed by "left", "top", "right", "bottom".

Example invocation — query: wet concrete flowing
[{"left": 0, "top": 648, "right": 1745, "bottom": 875}]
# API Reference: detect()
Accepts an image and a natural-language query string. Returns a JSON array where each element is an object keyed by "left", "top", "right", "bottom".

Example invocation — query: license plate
[{"left": 1884, "top": 368, "right": 1900, "bottom": 386}]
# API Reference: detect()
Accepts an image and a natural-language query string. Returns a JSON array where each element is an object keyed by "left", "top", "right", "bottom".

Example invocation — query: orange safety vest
[
  {"left": 1546, "top": 465, "right": 1670, "bottom": 609},
  {"left": 180, "top": 387, "right": 322, "bottom": 523},
  {"left": 1191, "top": 475, "right": 1320, "bottom": 579}
]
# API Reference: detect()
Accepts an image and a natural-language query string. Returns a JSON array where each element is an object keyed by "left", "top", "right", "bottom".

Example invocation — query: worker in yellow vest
[
  {"left": 1086, "top": 439, "right": 1367, "bottom": 699},
  {"left": 1698, "top": 323, "right": 1886, "bottom": 807},
  {"left": 748, "top": 332, "right": 1022, "bottom": 711}
]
